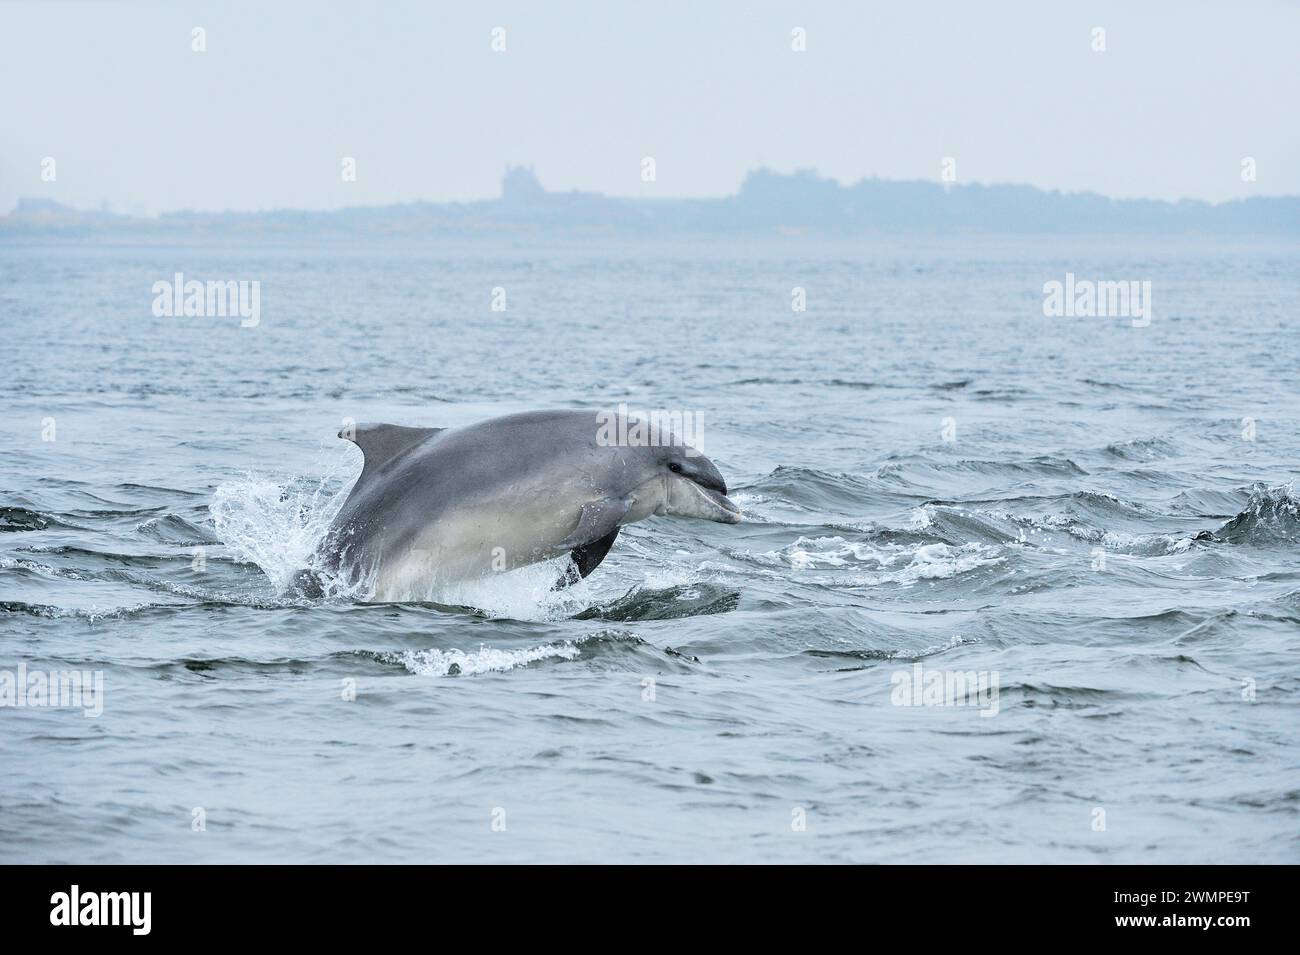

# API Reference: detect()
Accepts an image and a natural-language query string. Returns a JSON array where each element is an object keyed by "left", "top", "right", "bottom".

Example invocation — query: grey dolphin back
[{"left": 341, "top": 422, "right": 444, "bottom": 483}]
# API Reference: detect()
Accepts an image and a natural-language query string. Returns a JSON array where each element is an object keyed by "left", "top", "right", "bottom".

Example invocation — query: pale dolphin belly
[{"left": 367, "top": 495, "right": 587, "bottom": 600}]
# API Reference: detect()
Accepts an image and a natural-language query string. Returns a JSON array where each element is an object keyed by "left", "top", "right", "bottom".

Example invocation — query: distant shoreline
[{"left": 7, "top": 168, "right": 1298, "bottom": 237}]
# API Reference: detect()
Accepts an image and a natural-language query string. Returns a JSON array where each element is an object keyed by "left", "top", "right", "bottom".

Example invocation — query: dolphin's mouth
[
  {"left": 663, "top": 472, "right": 743, "bottom": 524},
  {"left": 700, "top": 486, "right": 743, "bottom": 524}
]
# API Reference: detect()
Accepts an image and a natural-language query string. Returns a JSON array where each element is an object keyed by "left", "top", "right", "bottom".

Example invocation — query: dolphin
[{"left": 294, "top": 409, "right": 741, "bottom": 600}]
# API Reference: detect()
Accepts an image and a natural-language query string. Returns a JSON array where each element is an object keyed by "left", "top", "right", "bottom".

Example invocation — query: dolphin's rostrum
[{"left": 294, "top": 409, "right": 741, "bottom": 600}]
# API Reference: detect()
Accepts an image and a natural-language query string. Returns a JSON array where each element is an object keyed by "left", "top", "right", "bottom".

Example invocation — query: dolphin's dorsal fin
[{"left": 339, "top": 422, "right": 443, "bottom": 478}]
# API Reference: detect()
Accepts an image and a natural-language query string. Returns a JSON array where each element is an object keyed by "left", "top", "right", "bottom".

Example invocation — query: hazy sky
[{"left": 2, "top": 0, "right": 1297, "bottom": 214}]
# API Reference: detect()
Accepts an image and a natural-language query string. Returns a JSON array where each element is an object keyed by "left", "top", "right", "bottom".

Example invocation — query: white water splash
[
  {"left": 908, "top": 504, "right": 937, "bottom": 529},
  {"left": 769, "top": 535, "right": 1002, "bottom": 585},
  {"left": 210, "top": 462, "right": 354, "bottom": 593},
  {"left": 386, "top": 641, "right": 581, "bottom": 676},
  {"left": 424, "top": 559, "right": 594, "bottom": 621}
]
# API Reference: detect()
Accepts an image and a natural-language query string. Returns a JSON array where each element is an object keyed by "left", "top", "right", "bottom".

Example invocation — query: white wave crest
[
  {"left": 386, "top": 641, "right": 581, "bottom": 676},
  {"left": 772, "top": 535, "right": 1002, "bottom": 585}
]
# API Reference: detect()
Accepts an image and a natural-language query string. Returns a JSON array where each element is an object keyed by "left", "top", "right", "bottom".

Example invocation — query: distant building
[{"left": 501, "top": 165, "right": 546, "bottom": 203}]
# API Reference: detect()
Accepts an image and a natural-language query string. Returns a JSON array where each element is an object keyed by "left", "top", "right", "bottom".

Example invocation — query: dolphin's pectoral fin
[
  {"left": 341, "top": 422, "right": 444, "bottom": 480},
  {"left": 554, "top": 527, "right": 621, "bottom": 590},
  {"left": 571, "top": 527, "right": 620, "bottom": 579},
  {"left": 552, "top": 500, "right": 628, "bottom": 590},
  {"left": 556, "top": 497, "right": 631, "bottom": 552}
]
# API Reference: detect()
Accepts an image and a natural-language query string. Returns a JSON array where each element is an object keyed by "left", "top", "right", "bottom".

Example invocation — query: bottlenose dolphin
[{"left": 295, "top": 409, "right": 741, "bottom": 600}]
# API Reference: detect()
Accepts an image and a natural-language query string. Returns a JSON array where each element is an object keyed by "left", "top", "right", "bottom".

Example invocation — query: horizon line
[{"left": 8, "top": 165, "right": 1297, "bottom": 220}]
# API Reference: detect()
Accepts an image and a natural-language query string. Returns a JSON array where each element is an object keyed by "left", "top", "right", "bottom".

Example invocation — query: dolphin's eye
[{"left": 668, "top": 462, "right": 683, "bottom": 473}]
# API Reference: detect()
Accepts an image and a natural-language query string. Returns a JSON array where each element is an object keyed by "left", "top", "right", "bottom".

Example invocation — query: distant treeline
[{"left": 5, "top": 167, "right": 1297, "bottom": 236}]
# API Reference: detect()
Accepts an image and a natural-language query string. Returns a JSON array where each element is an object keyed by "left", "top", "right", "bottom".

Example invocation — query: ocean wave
[
  {"left": 135, "top": 513, "right": 217, "bottom": 545},
  {"left": 0, "top": 506, "right": 76, "bottom": 532},
  {"left": 1165, "top": 487, "right": 1249, "bottom": 518},
  {"left": 382, "top": 641, "right": 582, "bottom": 676},
  {"left": 1100, "top": 436, "right": 1180, "bottom": 462},
  {"left": 763, "top": 535, "right": 1003, "bottom": 586},
  {"left": 574, "top": 582, "right": 739, "bottom": 621},
  {"left": 1215, "top": 483, "right": 1300, "bottom": 545},
  {"left": 875, "top": 455, "right": 1088, "bottom": 484},
  {"left": 973, "top": 507, "right": 1189, "bottom": 556},
  {"left": 375, "top": 627, "right": 672, "bottom": 676},
  {"left": 0, "top": 598, "right": 184, "bottom": 622},
  {"left": 807, "top": 632, "right": 979, "bottom": 663},
  {"left": 743, "top": 465, "right": 886, "bottom": 513},
  {"left": 0, "top": 556, "right": 89, "bottom": 581}
]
